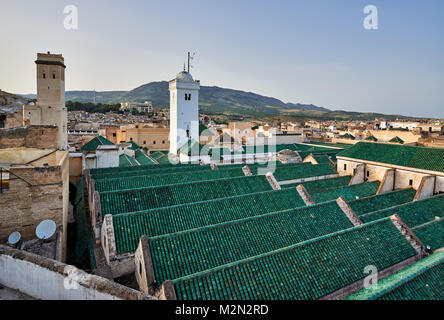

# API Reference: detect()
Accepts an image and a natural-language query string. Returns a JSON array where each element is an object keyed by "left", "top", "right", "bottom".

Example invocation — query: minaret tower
[
  {"left": 169, "top": 53, "right": 200, "bottom": 155},
  {"left": 23, "top": 52, "right": 68, "bottom": 149}
]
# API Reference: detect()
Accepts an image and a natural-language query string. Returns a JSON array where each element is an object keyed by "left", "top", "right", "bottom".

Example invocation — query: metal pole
[{"left": 1, "top": 168, "right": 3, "bottom": 193}]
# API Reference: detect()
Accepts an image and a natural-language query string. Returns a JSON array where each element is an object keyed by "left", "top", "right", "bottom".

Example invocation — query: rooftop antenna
[
  {"left": 36, "top": 220, "right": 56, "bottom": 240},
  {"left": 187, "top": 52, "right": 195, "bottom": 73}
]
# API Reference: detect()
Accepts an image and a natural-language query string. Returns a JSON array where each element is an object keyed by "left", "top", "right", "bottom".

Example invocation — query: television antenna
[
  {"left": 8, "top": 231, "right": 21, "bottom": 246},
  {"left": 36, "top": 220, "right": 56, "bottom": 240},
  {"left": 187, "top": 52, "right": 195, "bottom": 73}
]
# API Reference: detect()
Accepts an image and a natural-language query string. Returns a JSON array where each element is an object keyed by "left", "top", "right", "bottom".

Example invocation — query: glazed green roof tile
[
  {"left": 297, "top": 149, "right": 341, "bottom": 159},
  {"left": 359, "top": 194, "right": 444, "bottom": 227},
  {"left": 100, "top": 175, "right": 273, "bottom": 215},
  {"left": 135, "top": 151, "right": 157, "bottom": 165},
  {"left": 337, "top": 142, "right": 444, "bottom": 173},
  {"left": 171, "top": 218, "right": 417, "bottom": 300},
  {"left": 341, "top": 133, "right": 355, "bottom": 139},
  {"left": 311, "top": 181, "right": 380, "bottom": 203},
  {"left": 365, "top": 135, "right": 378, "bottom": 141},
  {"left": 272, "top": 164, "right": 337, "bottom": 181},
  {"left": 113, "top": 187, "right": 307, "bottom": 253},
  {"left": 81, "top": 135, "right": 114, "bottom": 151},
  {"left": 313, "top": 154, "right": 334, "bottom": 165},
  {"left": 119, "top": 154, "right": 137, "bottom": 167},
  {"left": 348, "top": 188, "right": 417, "bottom": 216},
  {"left": 282, "top": 176, "right": 351, "bottom": 193},
  {"left": 412, "top": 218, "right": 444, "bottom": 252},
  {"left": 95, "top": 167, "right": 246, "bottom": 192},
  {"left": 148, "top": 201, "right": 354, "bottom": 283},
  {"left": 199, "top": 124, "right": 214, "bottom": 136},
  {"left": 91, "top": 163, "right": 205, "bottom": 179},
  {"left": 127, "top": 141, "right": 141, "bottom": 150},
  {"left": 345, "top": 250, "right": 444, "bottom": 300},
  {"left": 389, "top": 136, "right": 404, "bottom": 144}
]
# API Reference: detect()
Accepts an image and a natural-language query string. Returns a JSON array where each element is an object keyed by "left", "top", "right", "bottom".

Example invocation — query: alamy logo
[
  {"left": 363, "top": 5, "right": 378, "bottom": 30},
  {"left": 63, "top": 266, "right": 80, "bottom": 290},
  {"left": 64, "top": 5, "right": 79, "bottom": 30},
  {"left": 363, "top": 265, "right": 379, "bottom": 290}
]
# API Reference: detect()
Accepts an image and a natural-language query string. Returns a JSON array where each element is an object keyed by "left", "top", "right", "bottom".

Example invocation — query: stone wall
[
  {"left": 0, "top": 152, "right": 69, "bottom": 261},
  {"left": 0, "top": 125, "right": 58, "bottom": 149},
  {"left": 0, "top": 245, "right": 155, "bottom": 300}
]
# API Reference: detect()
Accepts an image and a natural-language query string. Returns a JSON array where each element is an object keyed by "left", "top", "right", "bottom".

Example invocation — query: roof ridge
[
  {"left": 412, "top": 216, "right": 444, "bottom": 230},
  {"left": 112, "top": 187, "right": 300, "bottom": 217},
  {"left": 360, "top": 194, "right": 444, "bottom": 219},
  {"left": 99, "top": 174, "right": 267, "bottom": 195}
]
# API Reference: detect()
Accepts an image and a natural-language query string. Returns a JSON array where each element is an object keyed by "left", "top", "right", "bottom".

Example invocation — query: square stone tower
[
  {"left": 169, "top": 70, "right": 200, "bottom": 155},
  {"left": 23, "top": 52, "right": 68, "bottom": 149}
]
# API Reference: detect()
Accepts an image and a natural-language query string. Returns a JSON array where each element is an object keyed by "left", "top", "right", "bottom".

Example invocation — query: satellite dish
[
  {"left": 8, "top": 232, "right": 21, "bottom": 245},
  {"left": 36, "top": 220, "right": 56, "bottom": 240}
]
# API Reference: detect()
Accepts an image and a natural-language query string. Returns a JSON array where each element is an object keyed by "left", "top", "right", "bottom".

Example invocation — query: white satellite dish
[
  {"left": 8, "top": 232, "right": 21, "bottom": 245},
  {"left": 36, "top": 220, "right": 56, "bottom": 240}
]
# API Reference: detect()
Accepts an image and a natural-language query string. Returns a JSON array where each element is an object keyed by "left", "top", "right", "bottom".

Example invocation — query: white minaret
[{"left": 169, "top": 60, "right": 200, "bottom": 155}]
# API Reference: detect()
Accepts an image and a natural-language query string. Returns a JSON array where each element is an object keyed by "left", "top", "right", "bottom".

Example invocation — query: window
[
  {"left": 52, "top": 74, "right": 56, "bottom": 79},
  {"left": 409, "top": 179, "right": 413, "bottom": 186},
  {"left": 353, "top": 168, "right": 356, "bottom": 175},
  {"left": 0, "top": 115, "right": 5, "bottom": 128},
  {"left": 162, "top": 140, "right": 165, "bottom": 144},
  {"left": 185, "top": 93, "right": 191, "bottom": 101},
  {"left": 143, "top": 141, "right": 146, "bottom": 145},
  {"left": 344, "top": 164, "right": 347, "bottom": 170},
  {"left": 43, "top": 73, "right": 46, "bottom": 79},
  {"left": 367, "top": 171, "right": 370, "bottom": 177},
  {"left": 0, "top": 168, "right": 9, "bottom": 193},
  {"left": 153, "top": 141, "right": 156, "bottom": 145},
  {"left": 113, "top": 133, "right": 116, "bottom": 137},
  {"left": 186, "top": 129, "right": 190, "bottom": 138},
  {"left": 130, "top": 137, "right": 133, "bottom": 141}
]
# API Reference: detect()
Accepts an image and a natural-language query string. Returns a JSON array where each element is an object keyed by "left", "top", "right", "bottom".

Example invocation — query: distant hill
[
  {"left": 22, "top": 81, "right": 330, "bottom": 115},
  {"left": 20, "top": 81, "right": 408, "bottom": 120}
]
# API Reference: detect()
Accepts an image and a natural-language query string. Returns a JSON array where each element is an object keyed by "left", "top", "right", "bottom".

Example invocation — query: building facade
[
  {"left": 23, "top": 53, "right": 68, "bottom": 149},
  {"left": 169, "top": 71, "right": 200, "bottom": 154}
]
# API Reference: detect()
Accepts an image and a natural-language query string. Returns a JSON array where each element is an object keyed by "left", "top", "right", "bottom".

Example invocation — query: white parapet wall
[{"left": 0, "top": 245, "right": 156, "bottom": 300}]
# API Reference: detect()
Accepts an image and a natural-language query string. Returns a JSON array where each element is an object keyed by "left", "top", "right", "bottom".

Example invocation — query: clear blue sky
[{"left": 0, "top": 0, "right": 443, "bottom": 117}]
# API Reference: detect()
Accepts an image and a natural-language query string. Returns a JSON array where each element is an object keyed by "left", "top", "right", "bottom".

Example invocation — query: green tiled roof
[
  {"left": 91, "top": 163, "right": 204, "bottom": 179},
  {"left": 81, "top": 136, "right": 114, "bottom": 151},
  {"left": 345, "top": 250, "right": 444, "bottom": 300},
  {"left": 359, "top": 194, "right": 444, "bottom": 228},
  {"left": 311, "top": 181, "right": 380, "bottom": 203},
  {"left": 282, "top": 176, "right": 351, "bottom": 193},
  {"left": 272, "top": 164, "right": 337, "bottom": 181},
  {"left": 100, "top": 175, "right": 273, "bottom": 215},
  {"left": 297, "top": 150, "right": 341, "bottom": 160},
  {"left": 337, "top": 142, "right": 444, "bottom": 173},
  {"left": 127, "top": 141, "right": 141, "bottom": 150},
  {"left": 389, "top": 136, "right": 404, "bottom": 144},
  {"left": 135, "top": 151, "right": 157, "bottom": 165},
  {"left": 119, "top": 154, "right": 137, "bottom": 167},
  {"left": 95, "top": 167, "right": 246, "bottom": 192},
  {"left": 199, "top": 124, "right": 214, "bottom": 136},
  {"left": 179, "top": 140, "right": 207, "bottom": 156},
  {"left": 341, "top": 133, "right": 355, "bottom": 139},
  {"left": 148, "top": 201, "right": 354, "bottom": 283},
  {"left": 348, "top": 188, "right": 417, "bottom": 216},
  {"left": 113, "top": 188, "right": 307, "bottom": 253},
  {"left": 171, "top": 218, "right": 417, "bottom": 300},
  {"left": 412, "top": 218, "right": 444, "bottom": 252},
  {"left": 294, "top": 143, "right": 339, "bottom": 152},
  {"left": 365, "top": 135, "right": 378, "bottom": 141},
  {"left": 313, "top": 154, "right": 334, "bottom": 165},
  {"left": 150, "top": 151, "right": 171, "bottom": 164}
]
